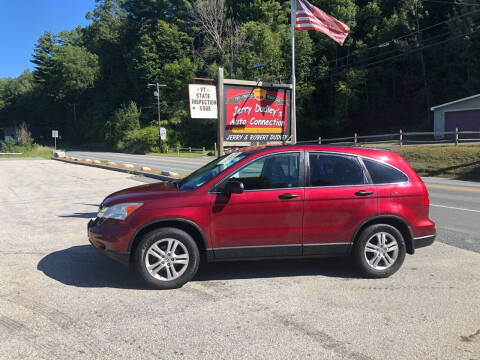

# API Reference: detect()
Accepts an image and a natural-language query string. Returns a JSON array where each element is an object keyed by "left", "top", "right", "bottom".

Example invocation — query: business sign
[
  {"left": 223, "top": 85, "right": 291, "bottom": 144},
  {"left": 159, "top": 127, "right": 167, "bottom": 141},
  {"left": 189, "top": 84, "right": 218, "bottom": 119}
]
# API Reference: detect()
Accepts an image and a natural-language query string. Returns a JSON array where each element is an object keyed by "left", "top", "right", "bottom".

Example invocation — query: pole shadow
[{"left": 58, "top": 212, "right": 98, "bottom": 219}]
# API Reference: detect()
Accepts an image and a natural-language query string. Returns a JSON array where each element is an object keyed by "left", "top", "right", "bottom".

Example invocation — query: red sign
[{"left": 224, "top": 85, "right": 291, "bottom": 143}]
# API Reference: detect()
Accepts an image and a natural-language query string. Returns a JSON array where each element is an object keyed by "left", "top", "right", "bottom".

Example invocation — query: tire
[
  {"left": 353, "top": 224, "right": 406, "bottom": 278},
  {"left": 134, "top": 227, "right": 200, "bottom": 289}
]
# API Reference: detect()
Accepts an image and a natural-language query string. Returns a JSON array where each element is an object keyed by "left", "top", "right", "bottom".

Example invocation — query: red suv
[{"left": 88, "top": 145, "right": 436, "bottom": 289}]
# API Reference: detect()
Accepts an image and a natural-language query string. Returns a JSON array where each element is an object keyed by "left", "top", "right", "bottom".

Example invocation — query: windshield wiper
[{"left": 168, "top": 180, "right": 180, "bottom": 190}]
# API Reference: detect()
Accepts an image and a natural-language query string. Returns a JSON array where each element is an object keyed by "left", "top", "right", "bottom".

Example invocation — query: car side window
[
  {"left": 229, "top": 153, "right": 300, "bottom": 190},
  {"left": 309, "top": 153, "right": 366, "bottom": 186},
  {"left": 363, "top": 158, "right": 408, "bottom": 184}
]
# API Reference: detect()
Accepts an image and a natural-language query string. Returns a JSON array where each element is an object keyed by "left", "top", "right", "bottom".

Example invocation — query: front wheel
[
  {"left": 353, "top": 224, "right": 406, "bottom": 278},
  {"left": 134, "top": 228, "right": 200, "bottom": 289}
]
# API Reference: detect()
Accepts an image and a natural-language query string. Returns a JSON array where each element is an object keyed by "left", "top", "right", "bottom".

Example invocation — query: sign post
[
  {"left": 52, "top": 130, "right": 59, "bottom": 151},
  {"left": 217, "top": 68, "right": 225, "bottom": 157}
]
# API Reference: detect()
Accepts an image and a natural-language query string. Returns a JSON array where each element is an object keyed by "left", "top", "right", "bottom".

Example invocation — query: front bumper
[
  {"left": 413, "top": 234, "right": 436, "bottom": 249},
  {"left": 88, "top": 219, "right": 131, "bottom": 266}
]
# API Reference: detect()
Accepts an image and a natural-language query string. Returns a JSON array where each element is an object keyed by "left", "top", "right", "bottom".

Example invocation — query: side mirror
[{"left": 225, "top": 180, "right": 244, "bottom": 194}]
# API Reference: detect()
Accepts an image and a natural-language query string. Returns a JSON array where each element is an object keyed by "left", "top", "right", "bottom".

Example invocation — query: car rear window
[
  {"left": 309, "top": 153, "right": 366, "bottom": 186},
  {"left": 363, "top": 158, "right": 408, "bottom": 184}
]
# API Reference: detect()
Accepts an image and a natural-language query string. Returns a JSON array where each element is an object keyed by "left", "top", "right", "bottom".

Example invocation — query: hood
[{"left": 102, "top": 181, "right": 179, "bottom": 206}]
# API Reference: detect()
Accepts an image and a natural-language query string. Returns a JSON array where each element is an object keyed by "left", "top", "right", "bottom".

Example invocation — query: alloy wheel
[
  {"left": 145, "top": 238, "right": 190, "bottom": 281},
  {"left": 364, "top": 232, "right": 399, "bottom": 270}
]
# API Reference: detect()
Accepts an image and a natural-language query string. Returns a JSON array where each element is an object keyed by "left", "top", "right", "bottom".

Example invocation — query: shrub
[
  {"left": 105, "top": 101, "right": 141, "bottom": 145},
  {"left": 119, "top": 126, "right": 159, "bottom": 154},
  {"left": 1, "top": 137, "right": 17, "bottom": 153}
]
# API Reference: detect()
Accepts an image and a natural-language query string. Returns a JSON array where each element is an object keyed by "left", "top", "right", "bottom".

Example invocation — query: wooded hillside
[{"left": 1, "top": 0, "right": 479, "bottom": 151}]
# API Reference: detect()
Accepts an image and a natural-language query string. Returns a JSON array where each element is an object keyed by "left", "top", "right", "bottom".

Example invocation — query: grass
[
  {"left": 147, "top": 151, "right": 214, "bottom": 158},
  {"left": 393, "top": 145, "right": 480, "bottom": 181},
  {"left": 0, "top": 144, "right": 53, "bottom": 159}
]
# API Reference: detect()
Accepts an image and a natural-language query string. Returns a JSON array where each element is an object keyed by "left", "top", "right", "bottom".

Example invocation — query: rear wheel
[
  {"left": 134, "top": 228, "right": 200, "bottom": 289},
  {"left": 353, "top": 224, "right": 406, "bottom": 278}
]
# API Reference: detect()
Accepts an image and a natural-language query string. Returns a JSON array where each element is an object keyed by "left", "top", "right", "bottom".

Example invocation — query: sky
[{"left": 0, "top": 0, "right": 96, "bottom": 78}]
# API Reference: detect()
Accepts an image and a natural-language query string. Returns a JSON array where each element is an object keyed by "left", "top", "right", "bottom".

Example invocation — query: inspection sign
[{"left": 188, "top": 84, "right": 218, "bottom": 119}]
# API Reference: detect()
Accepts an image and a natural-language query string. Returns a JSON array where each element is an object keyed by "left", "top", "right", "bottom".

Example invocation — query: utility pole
[
  {"left": 147, "top": 83, "right": 167, "bottom": 151},
  {"left": 68, "top": 103, "right": 79, "bottom": 124}
]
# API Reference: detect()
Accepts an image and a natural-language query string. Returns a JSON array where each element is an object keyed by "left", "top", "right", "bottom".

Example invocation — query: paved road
[
  {"left": 1, "top": 159, "right": 479, "bottom": 359},
  {"left": 423, "top": 177, "right": 480, "bottom": 253}
]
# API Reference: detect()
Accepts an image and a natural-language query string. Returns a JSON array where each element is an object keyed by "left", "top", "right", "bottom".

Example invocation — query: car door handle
[
  {"left": 278, "top": 193, "right": 300, "bottom": 199},
  {"left": 355, "top": 190, "right": 374, "bottom": 196}
]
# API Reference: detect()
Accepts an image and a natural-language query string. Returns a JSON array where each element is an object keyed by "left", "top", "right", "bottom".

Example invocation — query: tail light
[
  {"left": 421, "top": 181, "right": 430, "bottom": 206},
  {"left": 424, "top": 190, "right": 429, "bottom": 206}
]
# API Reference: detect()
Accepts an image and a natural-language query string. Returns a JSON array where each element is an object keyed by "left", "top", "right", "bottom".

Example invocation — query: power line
[
  {"left": 319, "top": 27, "right": 480, "bottom": 80},
  {"left": 326, "top": 6, "right": 480, "bottom": 65},
  {"left": 423, "top": 0, "right": 480, "bottom": 6},
  {"left": 351, "top": 23, "right": 472, "bottom": 67},
  {"left": 327, "top": 21, "right": 477, "bottom": 72}
]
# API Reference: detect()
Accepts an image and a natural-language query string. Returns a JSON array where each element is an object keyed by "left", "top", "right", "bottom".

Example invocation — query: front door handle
[
  {"left": 278, "top": 193, "right": 300, "bottom": 199},
  {"left": 355, "top": 190, "right": 374, "bottom": 196}
]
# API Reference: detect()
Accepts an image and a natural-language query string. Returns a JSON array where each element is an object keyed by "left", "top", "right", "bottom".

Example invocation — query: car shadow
[
  {"left": 193, "top": 257, "right": 359, "bottom": 282},
  {"left": 37, "top": 245, "right": 145, "bottom": 289},
  {"left": 37, "top": 245, "right": 359, "bottom": 289}
]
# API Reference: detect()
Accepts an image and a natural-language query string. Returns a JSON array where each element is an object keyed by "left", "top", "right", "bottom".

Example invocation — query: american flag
[{"left": 295, "top": 0, "right": 350, "bottom": 46}]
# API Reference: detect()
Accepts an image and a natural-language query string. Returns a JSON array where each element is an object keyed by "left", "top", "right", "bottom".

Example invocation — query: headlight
[{"left": 97, "top": 203, "right": 143, "bottom": 220}]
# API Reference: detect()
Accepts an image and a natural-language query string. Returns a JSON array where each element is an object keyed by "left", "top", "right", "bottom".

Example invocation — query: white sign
[
  {"left": 52, "top": 130, "right": 59, "bottom": 138},
  {"left": 188, "top": 84, "right": 218, "bottom": 119},
  {"left": 160, "top": 127, "right": 167, "bottom": 141}
]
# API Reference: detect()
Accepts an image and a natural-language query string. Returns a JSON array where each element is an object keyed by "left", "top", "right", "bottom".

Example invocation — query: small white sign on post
[
  {"left": 159, "top": 127, "right": 167, "bottom": 141},
  {"left": 188, "top": 84, "right": 218, "bottom": 119},
  {"left": 52, "top": 130, "right": 59, "bottom": 151}
]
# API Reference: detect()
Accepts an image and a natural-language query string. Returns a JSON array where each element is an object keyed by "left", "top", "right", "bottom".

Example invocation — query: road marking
[
  {"left": 426, "top": 183, "right": 480, "bottom": 192},
  {"left": 431, "top": 204, "right": 480, "bottom": 213}
]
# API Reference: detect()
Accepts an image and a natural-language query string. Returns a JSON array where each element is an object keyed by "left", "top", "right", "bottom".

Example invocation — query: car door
[
  {"left": 303, "top": 152, "right": 377, "bottom": 256},
  {"left": 210, "top": 151, "right": 304, "bottom": 259}
]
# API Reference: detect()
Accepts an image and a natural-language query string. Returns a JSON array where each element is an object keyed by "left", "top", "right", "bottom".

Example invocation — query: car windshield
[{"left": 179, "top": 152, "right": 249, "bottom": 190}]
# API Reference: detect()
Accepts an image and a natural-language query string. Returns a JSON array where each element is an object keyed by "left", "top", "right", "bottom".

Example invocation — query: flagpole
[{"left": 290, "top": 0, "right": 297, "bottom": 144}]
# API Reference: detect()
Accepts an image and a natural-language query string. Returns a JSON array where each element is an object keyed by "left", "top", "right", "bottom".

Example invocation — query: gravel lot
[{"left": 1, "top": 159, "right": 479, "bottom": 360}]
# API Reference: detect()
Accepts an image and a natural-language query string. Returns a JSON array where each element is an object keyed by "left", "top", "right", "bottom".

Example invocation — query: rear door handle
[
  {"left": 278, "top": 193, "right": 300, "bottom": 199},
  {"left": 355, "top": 190, "right": 374, "bottom": 196}
]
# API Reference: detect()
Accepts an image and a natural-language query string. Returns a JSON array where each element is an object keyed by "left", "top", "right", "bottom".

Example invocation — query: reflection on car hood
[{"left": 102, "top": 181, "right": 179, "bottom": 206}]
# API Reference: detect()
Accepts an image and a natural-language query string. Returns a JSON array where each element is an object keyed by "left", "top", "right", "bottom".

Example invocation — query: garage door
[{"left": 445, "top": 110, "right": 480, "bottom": 139}]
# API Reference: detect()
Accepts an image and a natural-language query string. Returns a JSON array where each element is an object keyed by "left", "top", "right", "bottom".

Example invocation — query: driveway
[{"left": 0, "top": 159, "right": 479, "bottom": 359}]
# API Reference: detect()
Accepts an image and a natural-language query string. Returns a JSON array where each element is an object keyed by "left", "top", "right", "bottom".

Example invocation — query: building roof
[{"left": 431, "top": 93, "right": 480, "bottom": 111}]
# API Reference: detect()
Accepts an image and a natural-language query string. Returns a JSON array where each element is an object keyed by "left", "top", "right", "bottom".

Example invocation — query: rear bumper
[
  {"left": 413, "top": 234, "right": 436, "bottom": 249},
  {"left": 88, "top": 219, "right": 131, "bottom": 266}
]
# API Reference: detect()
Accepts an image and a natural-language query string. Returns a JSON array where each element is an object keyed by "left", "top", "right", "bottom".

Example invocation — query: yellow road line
[{"left": 425, "top": 183, "right": 480, "bottom": 192}]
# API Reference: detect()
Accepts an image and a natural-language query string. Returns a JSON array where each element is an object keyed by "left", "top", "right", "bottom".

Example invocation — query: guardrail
[
  {"left": 296, "top": 128, "right": 480, "bottom": 146},
  {"left": 166, "top": 146, "right": 208, "bottom": 155}
]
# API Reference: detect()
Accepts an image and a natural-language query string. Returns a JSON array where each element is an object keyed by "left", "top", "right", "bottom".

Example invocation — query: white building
[{"left": 431, "top": 94, "right": 480, "bottom": 139}]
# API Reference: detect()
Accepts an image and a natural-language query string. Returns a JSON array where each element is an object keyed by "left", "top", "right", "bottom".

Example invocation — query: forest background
[{"left": 1, "top": 0, "right": 479, "bottom": 152}]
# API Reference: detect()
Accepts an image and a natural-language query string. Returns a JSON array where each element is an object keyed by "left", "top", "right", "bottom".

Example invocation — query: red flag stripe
[
  {"left": 296, "top": 11, "right": 349, "bottom": 34},
  {"left": 295, "top": 23, "right": 347, "bottom": 42},
  {"left": 295, "top": 15, "right": 346, "bottom": 36},
  {"left": 294, "top": 0, "right": 350, "bottom": 46},
  {"left": 295, "top": 19, "right": 348, "bottom": 41}
]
